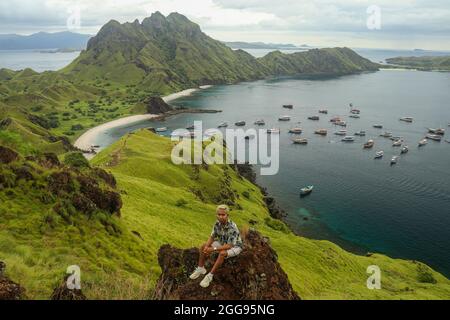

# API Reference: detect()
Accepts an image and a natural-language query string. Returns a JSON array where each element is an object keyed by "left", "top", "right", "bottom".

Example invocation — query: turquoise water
[{"left": 100, "top": 69, "right": 450, "bottom": 277}]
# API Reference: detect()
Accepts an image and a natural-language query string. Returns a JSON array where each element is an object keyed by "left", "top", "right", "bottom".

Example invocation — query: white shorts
[{"left": 212, "top": 241, "right": 242, "bottom": 258}]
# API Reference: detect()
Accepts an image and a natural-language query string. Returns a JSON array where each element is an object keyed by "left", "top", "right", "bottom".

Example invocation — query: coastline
[{"left": 74, "top": 85, "right": 213, "bottom": 154}]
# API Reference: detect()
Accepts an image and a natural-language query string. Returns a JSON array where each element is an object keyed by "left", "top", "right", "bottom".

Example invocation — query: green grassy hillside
[
  {"left": 386, "top": 55, "right": 450, "bottom": 71},
  {"left": 1, "top": 130, "right": 449, "bottom": 299}
]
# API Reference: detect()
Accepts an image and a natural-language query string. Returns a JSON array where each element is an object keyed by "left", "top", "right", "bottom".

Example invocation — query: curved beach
[{"left": 74, "top": 86, "right": 211, "bottom": 153}]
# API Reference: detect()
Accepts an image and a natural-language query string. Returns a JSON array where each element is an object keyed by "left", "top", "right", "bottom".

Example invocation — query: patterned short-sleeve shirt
[{"left": 210, "top": 220, "right": 243, "bottom": 248}]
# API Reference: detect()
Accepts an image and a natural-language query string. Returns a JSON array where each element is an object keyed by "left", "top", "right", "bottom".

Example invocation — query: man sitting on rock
[{"left": 189, "top": 204, "right": 243, "bottom": 288}]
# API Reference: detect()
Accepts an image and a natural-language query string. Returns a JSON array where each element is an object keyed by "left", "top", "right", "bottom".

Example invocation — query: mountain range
[{"left": 0, "top": 31, "right": 91, "bottom": 50}]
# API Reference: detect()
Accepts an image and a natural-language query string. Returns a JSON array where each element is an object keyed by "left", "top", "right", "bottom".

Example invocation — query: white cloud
[{"left": 0, "top": 0, "right": 449, "bottom": 49}]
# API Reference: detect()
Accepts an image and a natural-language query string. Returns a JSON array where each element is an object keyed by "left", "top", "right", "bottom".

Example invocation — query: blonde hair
[{"left": 216, "top": 204, "right": 230, "bottom": 214}]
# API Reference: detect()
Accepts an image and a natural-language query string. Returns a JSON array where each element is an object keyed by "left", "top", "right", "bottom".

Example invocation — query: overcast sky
[{"left": 1, "top": 0, "right": 449, "bottom": 50}]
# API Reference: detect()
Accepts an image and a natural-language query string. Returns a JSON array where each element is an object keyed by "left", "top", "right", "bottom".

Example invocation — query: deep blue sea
[
  {"left": 1, "top": 48, "right": 450, "bottom": 277},
  {"left": 98, "top": 69, "right": 450, "bottom": 277}
]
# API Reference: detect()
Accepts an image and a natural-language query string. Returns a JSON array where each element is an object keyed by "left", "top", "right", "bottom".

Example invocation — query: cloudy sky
[{"left": 1, "top": 0, "right": 449, "bottom": 50}]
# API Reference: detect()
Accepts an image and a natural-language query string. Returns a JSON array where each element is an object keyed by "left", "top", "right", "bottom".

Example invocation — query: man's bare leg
[
  {"left": 210, "top": 250, "right": 227, "bottom": 274},
  {"left": 198, "top": 243, "right": 210, "bottom": 268}
]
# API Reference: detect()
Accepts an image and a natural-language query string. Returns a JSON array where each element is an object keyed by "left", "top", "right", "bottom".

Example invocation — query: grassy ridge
[
  {"left": 1, "top": 129, "right": 449, "bottom": 299},
  {"left": 386, "top": 56, "right": 450, "bottom": 71}
]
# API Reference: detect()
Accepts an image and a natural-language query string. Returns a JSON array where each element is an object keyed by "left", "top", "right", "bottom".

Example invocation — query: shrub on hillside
[{"left": 63, "top": 152, "right": 90, "bottom": 169}]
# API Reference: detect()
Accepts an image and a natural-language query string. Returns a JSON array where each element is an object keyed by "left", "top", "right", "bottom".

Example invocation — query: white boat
[
  {"left": 335, "top": 121, "right": 347, "bottom": 127},
  {"left": 349, "top": 114, "right": 360, "bottom": 119},
  {"left": 155, "top": 127, "right": 168, "bottom": 132},
  {"left": 373, "top": 124, "right": 383, "bottom": 129},
  {"left": 254, "top": 119, "right": 265, "bottom": 125},
  {"left": 400, "top": 117, "right": 414, "bottom": 123},
  {"left": 426, "top": 134, "right": 442, "bottom": 141},
  {"left": 418, "top": 139, "right": 428, "bottom": 147},
  {"left": 300, "top": 185, "right": 314, "bottom": 196},
  {"left": 364, "top": 140, "right": 375, "bottom": 149},
  {"left": 392, "top": 140, "right": 402, "bottom": 147},
  {"left": 278, "top": 116, "right": 291, "bottom": 121},
  {"left": 267, "top": 128, "right": 280, "bottom": 134},
  {"left": 289, "top": 127, "right": 303, "bottom": 134},
  {"left": 330, "top": 117, "right": 342, "bottom": 123},
  {"left": 341, "top": 136, "right": 355, "bottom": 142},
  {"left": 380, "top": 132, "right": 393, "bottom": 138},
  {"left": 354, "top": 130, "right": 366, "bottom": 136},
  {"left": 391, "top": 156, "right": 399, "bottom": 165},
  {"left": 292, "top": 138, "right": 308, "bottom": 144},
  {"left": 218, "top": 122, "right": 228, "bottom": 128},
  {"left": 334, "top": 129, "right": 347, "bottom": 136},
  {"left": 390, "top": 136, "right": 403, "bottom": 141},
  {"left": 401, "top": 146, "right": 409, "bottom": 154},
  {"left": 374, "top": 151, "right": 384, "bottom": 159},
  {"left": 314, "top": 129, "right": 328, "bottom": 136}
]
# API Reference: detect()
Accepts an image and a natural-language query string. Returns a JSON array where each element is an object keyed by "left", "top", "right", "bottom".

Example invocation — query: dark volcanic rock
[
  {"left": 47, "top": 170, "right": 74, "bottom": 195},
  {"left": 93, "top": 167, "right": 117, "bottom": 188},
  {"left": 0, "top": 262, "right": 26, "bottom": 300},
  {"left": 145, "top": 96, "right": 173, "bottom": 114},
  {"left": 0, "top": 146, "right": 19, "bottom": 164},
  {"left": 153, "top": 230, "right": 300, "bottom": 300},
  {"left": 78, "top": 175, "right": 122, "bottom": 215},
  {"left": 51, "top": 275, "right": 87, "bottom": 300}
]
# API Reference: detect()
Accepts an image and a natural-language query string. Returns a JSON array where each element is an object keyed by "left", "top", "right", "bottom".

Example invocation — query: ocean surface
[
  {"left": 0, "top": 49, "right": 81, "bottom": 72},
  {"left": 2, "top": 48, "right": 450, "bottom": 277},
  {"left": 2, "top": 47, "right": 450, "bottom": 72},
  {"left": 92, "top": 69, "right": 450, "bottom": 277}
]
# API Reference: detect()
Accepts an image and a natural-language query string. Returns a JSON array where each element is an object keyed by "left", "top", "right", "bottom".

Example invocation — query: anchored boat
[
  {"left": 401, "top": 146, "right": 409, "bottom": 154},
  {"left": 355, "top": 130, "right": 366, "bottom": 136},
  {"left": 314, "top": 129, "right": 328, "bottom": 136},
  {"left": 283, "top": 104, "right": 293, "bottom": 109},
  {"left": 400, "top": 117, "right": 414, "bottom": 123},
  {"left": 374, "top": 151, "right": 384, "bottom": 159},
  {"left": 292, "top": 138, "right": 308, "bottom": 144},
  {"left": 373, "top": 124, "right": 383, "bottom": 129},
  {"left": 254, "top": 119, "right": 265, "bottom": 125},
  {"left": 300, "top": 185, "right": 314, "bottom": 196},
  {"left": 279, "top": 115, "right": 291, "bottom": 121},
  {"left": 391, "top": 156, "right": 399, "bottom": 165},
  {"left": 156, "top": 127, "right": 168, "bottom": 132},
  {"left": 289, "top": 127, "right": 303, "bottom": 134},
  {"left": 426, "top": 134, "right": 442, "bottom": 141},
  {"left": 364, "top": 140, "right": 375, "bottom": 149},
  {"left": 342, "top": 136, "right": 355, "bottom": 142},
  {"left": 334, "top": 129, "right": 347, "bottom": 136},
  {"left": 235, "top": 121, "right": 246, "bottom": 126},
  {"left": 218, "top": 122, "right": 228, "bottom": 128},
  {"left": 418, "top": 139, "right": 428, "bottom": 147},
  {"left": 428, "top": 128, "right": 445, "bottom": 135},
  {"left": 308, "top": 116, "right": 320, "bottom": 121},
  {"left": 267, "top": 128, "right": 280, "bottom": 134}
]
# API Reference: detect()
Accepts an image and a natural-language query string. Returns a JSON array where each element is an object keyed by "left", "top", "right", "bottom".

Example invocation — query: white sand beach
[{"left": 74, "top": 85, "right": 214, "bottom": 156}]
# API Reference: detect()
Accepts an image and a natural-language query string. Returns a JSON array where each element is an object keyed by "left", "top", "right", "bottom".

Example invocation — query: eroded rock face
[
  {"left": 154, "top": 230, "right": 300, "bottom": 300},
  {"left": 0, "top": 146, "right": 19, "bottom": 164},
  {"left": 51, "top": 275, "right": 87, "bottom": 300},
  {"left": 145, "top": 96, "right": 173, "bottom": 114},
  {"left": 0, "top": 262, "right": 26, "bottom": 300}
]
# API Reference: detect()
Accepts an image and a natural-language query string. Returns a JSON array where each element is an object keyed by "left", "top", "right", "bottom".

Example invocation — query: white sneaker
[
  {"left": 200, "top": 273, "right": 214, "bottom": 288},
  {"left": 189, "top": 266, "right": 207, "bottom": 280}
]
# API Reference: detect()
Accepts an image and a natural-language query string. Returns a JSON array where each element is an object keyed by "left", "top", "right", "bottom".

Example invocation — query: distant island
[
  {"left": 386, "top": 55, "right": 450, "bottom": 71},
  {"left": 224, "top": 41, "right": 310, "bottom": 50},
  {"left": 0, "top": 31, "right": 91, "bottom": 50}
]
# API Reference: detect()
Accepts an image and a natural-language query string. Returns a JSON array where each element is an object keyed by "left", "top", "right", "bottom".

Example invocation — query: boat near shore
[
  {"left": 319, "top": 109, "right": 328, "bottom": 114},
  {"left": 428, "top": 128, "right": 445, "bottom": 135},
  {"left": 373, "top": 124, "right": 383, "bottom": 129},
  {"left": 308, "top": 116, "right": 320, "bottom": 121},
  {"left": 235, "top": 121, "right": 246, "bottom": 126},
  {"left": 354, "top": 130, "right": 366, "bottom": 136},
  {"left": 279, "top": 115, "right": 291, "bottom": 121},
  {"left": 418, "top": 139, "right": 428, "bottom": 147},
  {"left": 342, "top": 136, "right": 355, "bottom": 142},
  {"left": 254, "top": 119, "right": 265, "bottom": 125},
  {"left": 156, "top": 127, "right": 168, "bottom": 132},
  {"left": 218, "top": 122, "right": 228, "bottom": 128},
  {"left": 283, "top": 104, "right": 293, "bottom": 109}
]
